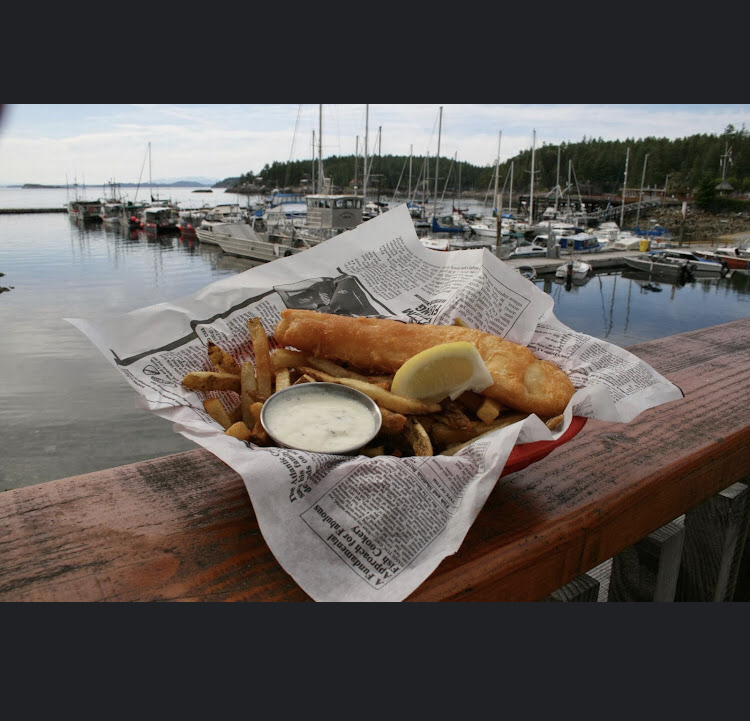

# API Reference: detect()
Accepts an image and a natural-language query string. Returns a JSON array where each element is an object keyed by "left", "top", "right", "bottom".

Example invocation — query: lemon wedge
[{"left": 390, "top": 342, "right": 494, "bottom": 403}]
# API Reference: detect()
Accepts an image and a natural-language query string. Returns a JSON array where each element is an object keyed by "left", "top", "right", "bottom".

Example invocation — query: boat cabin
[{"left": 305, "top": 194, "right": 363, "bottom": 230}]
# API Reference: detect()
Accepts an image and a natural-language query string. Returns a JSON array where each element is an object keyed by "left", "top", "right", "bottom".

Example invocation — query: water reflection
[{"left": 536, "top": 265, "right": 750, "bottom": 347}]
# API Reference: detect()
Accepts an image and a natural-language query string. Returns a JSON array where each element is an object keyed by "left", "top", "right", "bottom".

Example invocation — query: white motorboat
[
  {"left": 449, "top": 236, "right": 496, "bottom": 251},
  {"left": 555, "top": 259, "right": 592, "bottom": 281},
  {"left": 509, "top": 238, "right": 553, "bottom": 258},
  {"left": 624, "top": 249, "right": 728, "bottom": 278},
  {"left": 692, "top": 246, "right": 750, "bottom": 271},
  {"left": 419, "top": 236, "right": 450, "bottom": 251}
]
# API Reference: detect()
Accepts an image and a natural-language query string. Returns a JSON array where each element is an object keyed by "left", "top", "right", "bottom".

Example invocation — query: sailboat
[
  {"left": 427, "top": 108, "right": 467, "bottom": 235},
  {"left": 469, "top": 132, "right": 502, "bottom": 240}
]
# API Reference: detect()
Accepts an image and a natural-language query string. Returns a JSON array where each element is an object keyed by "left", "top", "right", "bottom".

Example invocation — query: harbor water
[{"left": 1, "top": 186, "right": 749, "bottom": 491}]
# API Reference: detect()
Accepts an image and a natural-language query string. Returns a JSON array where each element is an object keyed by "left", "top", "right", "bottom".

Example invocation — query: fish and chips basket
[{"left": 68, "top": 205, "right": 683, "bottom": 602}]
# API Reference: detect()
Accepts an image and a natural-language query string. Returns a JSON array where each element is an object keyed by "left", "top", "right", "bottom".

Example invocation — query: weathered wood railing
[{"left": 2, "top": 318, "right": 750, "bottom": 602}]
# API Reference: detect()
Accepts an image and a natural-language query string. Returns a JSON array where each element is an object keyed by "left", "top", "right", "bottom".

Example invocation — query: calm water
[{"left": 1, "top": 187, "right": 749, "bottom": 491}]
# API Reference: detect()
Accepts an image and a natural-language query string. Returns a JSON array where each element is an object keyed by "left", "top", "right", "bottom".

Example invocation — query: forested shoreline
[{"left": 224, "top": 125, "right": 750, "bottom": 204}]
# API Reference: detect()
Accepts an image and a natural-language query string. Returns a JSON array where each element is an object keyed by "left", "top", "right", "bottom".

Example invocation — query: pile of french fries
[{"left": 181, "top": 317, "right": 563, "bottom": 457}]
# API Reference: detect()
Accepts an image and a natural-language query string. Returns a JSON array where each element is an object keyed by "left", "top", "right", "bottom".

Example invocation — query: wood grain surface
[{"left": 2, "top": 318, "right": 749, "bottom": 602}]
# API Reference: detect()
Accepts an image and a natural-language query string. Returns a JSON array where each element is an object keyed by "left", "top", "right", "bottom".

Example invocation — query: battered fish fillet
[{"left": 274, "top": 310, "right": 575, "bottom": 417}]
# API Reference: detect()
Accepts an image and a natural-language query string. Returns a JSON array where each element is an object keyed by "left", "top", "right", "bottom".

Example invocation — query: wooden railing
[{"left": 2, "top": 318, "right": 749, "bottom": 602}]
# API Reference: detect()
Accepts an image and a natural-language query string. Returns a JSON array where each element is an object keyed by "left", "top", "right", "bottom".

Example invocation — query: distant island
[{"left": 16, "top": 181, "right": 220, "bottom": 189}]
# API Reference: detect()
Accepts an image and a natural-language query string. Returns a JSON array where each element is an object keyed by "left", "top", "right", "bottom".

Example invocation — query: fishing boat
[
  {"left": 196, "top": 221, "right": 306, "bottom": 260},
  {"left": 68, "top": 199, "right": 103, "bottom": 222},
  {"left": 624, "top": 248, "right": 728, "bottom": 279},
  {"left": 195, "top": 193, "right": 363, "bottom": 262},
  {"left": 118, "top": 200, "right": 149, "bottom": 229},
  {"left": 142, "top": 204, "right": 181, "bottom": 235},
  {"left": 100, "top": 201, "right": 123, "bottom": 223}
]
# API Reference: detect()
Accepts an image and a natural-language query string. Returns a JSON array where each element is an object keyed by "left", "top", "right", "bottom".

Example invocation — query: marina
[{"left": 1, "top": 186, "right": 750, "bottom": 493}]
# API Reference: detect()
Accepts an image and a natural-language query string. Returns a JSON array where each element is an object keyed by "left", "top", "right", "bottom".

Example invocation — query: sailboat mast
[
  {"left": 311, "top": 131, "right": 316, "bottom": 193},
  {"left": 433, "top": 106, "right": 442, "bottom": 222},
  {"left": 528, "top": 130, "right": 536, "bottom": 225},
  {"left": 318, "top": 104, "right": 324, "bottom": 193},
  {"left": 377, "top": 126, "right": 382, "bottom": 204},
  {"left": 408, "top": 145, "right": 413, "bottom": 199},
  {"left": 354, "top": 136, "right": 359, "bottom": 189},
  {"left": 363, "top": 104, "right": 369, "bottom": 201},
  {"left": 493, "top": 131, "right": 501, "bottom": 216},
  {"left": 620, "top": 146, "right": 630, "bottom": 228},
  {"left": 508, "top": 161, "right": 514, "bottom": 218},
  {"left": 148, "top": 142, "right": 152, "bottom": 201},
  {"left": 636, "top": 153, "right": 648, "bottom": 230},
  {"left": 554, "top": 146, "right": 561, "bottom": 213}
]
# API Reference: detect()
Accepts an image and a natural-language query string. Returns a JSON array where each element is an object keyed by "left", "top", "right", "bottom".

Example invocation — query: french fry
[
  {"left": 203, "top": 398, "right": 233, "bottom": 430},
  {"left": 249, "top": 401, "right": 264, "bottom": 424},
  {"left": 361, "top": 446, "right": 385, "bottom": 457},
  {"left": 474, "top": 413, "right": 529, "bottom": 434},
  {"left": 476, "top": 397, "right": 502, "bottom": 424},
  {"left": 228, "top": 403, "right": 243, "bottom": 425},
  {"left": 225, "top": 421, "right": 253, "bottom": 441},
  {"left": 207, "top": 341, "right": 241, "bottom": 375},
  {"left": 271, "top": 348, "right": 309, "bottom": 372},
  {"left": 335, "top": 377, "right": 443, "bottom": 415},
  {"left": 378, "top": 407, "right": 408, "bottom": 435},
  {"left": 545, "top": 414, "right": 564, "bottom": 431},
  {"left": 301, "top": 354, "right": 392, "bottom": 387},
  {"left": 437, "top": 400, "right": 473, "bottom": 429},
  {"left": 247, "top": 317, "right": 273, "bottom": 400},
  {"left": 402, "top": 417, "right": 433, "bottom": 456},
  {"left": 293, "top": 373, "right": 317, "bottom": 385},
  {"left": 454, "top": 390, "right": 484, "bottom": 414},
  {"left": 248, "top": 401, "right": 270, "bottom": 445},
  {"left": 240, "top": 361, "right": 259, "bottom": 427},
  {"left": 438, "top": 416, "right": 528, "bottom": 456},
  {"left": 275, "top": 368, "right": 292, "bottom": 391},
  {"left": 183, "top": 371, "right": 241, "bottom": 393},
  {"left": 430, "top": 422, "right": 479, "bottom": 447},
  {"left": 452, "top": 317, "right": 470, "bottom": 327}
]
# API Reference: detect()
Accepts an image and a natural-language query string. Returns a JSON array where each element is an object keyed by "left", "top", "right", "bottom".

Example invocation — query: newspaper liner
[{"left": 67, "top": 204, "right": 684, "bottom": 602}]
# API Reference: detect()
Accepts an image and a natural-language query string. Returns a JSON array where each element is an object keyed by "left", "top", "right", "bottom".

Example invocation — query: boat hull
[{"left": 196, "top": 222, "right": 304, "bottom": 262}]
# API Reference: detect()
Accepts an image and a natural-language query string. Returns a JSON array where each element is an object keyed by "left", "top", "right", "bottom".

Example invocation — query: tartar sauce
[{"left": 262, "top": 385, "right": 380, "bottom": 453}]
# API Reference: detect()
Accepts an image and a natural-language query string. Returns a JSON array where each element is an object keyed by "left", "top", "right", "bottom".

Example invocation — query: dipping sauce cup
[{"left": 260, "top": 382, "right": 382, "bottom": 455}]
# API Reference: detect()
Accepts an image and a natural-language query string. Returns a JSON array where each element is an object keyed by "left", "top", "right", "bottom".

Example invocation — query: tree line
[{"left": 219, "top": 124, "right": 750, "bottom": 202}]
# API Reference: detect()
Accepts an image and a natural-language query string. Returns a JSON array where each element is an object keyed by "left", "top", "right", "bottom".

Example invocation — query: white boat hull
[{"left": 196, "top": 222, "right": 304, "bottom": 262}]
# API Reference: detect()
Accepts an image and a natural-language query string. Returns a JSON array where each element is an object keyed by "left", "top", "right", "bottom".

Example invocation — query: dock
[
  {"left": 0, "top": 207, "right": 67, "bottom": 214},
  {"left": 1, "top": 318, "right": 749, "bottom": 602},
  {"left": 503, "top": 248, "right": 641, "bottom": 275}
]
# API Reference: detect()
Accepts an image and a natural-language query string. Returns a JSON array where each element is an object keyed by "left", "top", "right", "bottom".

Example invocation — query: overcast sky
[{"left": 0, "top": 104, "right": 747, "bottom": 186}]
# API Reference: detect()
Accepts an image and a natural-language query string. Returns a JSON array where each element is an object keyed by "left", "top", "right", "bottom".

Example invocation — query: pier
[
  {"left": 1, "top": 318, "right": 748, "bottom": 602},
  {"left": 0, "top": 207, "right": 67, "bottom": 214}
]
